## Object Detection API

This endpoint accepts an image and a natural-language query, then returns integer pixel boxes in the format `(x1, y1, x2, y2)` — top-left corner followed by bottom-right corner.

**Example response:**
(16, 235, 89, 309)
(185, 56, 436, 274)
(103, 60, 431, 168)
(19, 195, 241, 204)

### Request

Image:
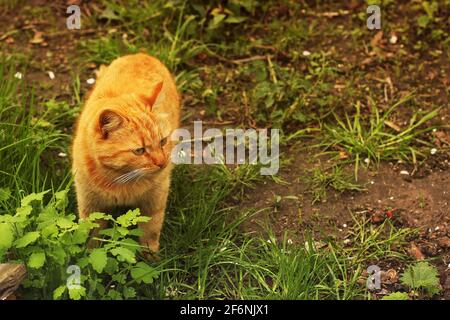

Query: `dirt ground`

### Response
(239, 144, 449, 298)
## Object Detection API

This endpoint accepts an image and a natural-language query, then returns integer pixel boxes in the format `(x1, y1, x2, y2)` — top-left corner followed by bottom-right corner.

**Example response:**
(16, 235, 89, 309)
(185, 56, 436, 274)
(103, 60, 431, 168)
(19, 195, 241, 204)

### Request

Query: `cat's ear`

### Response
(98, 110, 123, 139)
(141, 81, 163, 109)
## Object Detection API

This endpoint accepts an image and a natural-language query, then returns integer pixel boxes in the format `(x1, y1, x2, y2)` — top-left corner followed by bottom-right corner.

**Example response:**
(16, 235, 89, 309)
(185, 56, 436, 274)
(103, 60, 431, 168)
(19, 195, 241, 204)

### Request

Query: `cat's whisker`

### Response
(113, 169, 146, 184)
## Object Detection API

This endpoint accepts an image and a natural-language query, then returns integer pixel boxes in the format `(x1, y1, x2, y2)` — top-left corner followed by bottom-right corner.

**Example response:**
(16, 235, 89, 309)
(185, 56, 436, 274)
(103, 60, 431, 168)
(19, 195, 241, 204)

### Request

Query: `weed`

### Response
(318, 97, 439, 180)
(306, 165, 365, 204)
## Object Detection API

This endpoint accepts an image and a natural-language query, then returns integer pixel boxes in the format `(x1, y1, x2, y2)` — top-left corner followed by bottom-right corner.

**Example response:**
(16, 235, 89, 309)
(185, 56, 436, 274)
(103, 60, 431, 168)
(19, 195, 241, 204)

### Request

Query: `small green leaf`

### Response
(107, 289, 122, 300)
(68, 286, 86, 300)
(130, 262, 159, 284)
(20, 190, 49, 207)
(225, 15, 247, 24)
(128, 228, 144, 237)
(48, 246, 67, 265)
(401, 262, 440, 295)
(209, 13, 226, 29)
(56, 217, 75, 229)
(14, 231, 40, 248)
(53, 285, 66, 300)
(16, 205, 32, 217)
(77, 257, 90, 268)
(116, 208, 143, 227)
(0, 188, 11, 201)
(28, 251, 46, 269)
(71, 229, 89, 244)
(381, 292, 409, 300)
(0, 214, 13, 223)
(116, 226, 129, 236)
(104, 257, 119, 274)
(123, 287, 136, 299)
(0, 223, 14, 250)
(417, 15, 430, 28)
(41, 224, 59, 238)
(87, 212, 112, 221)
(110, 247, 136, 263)
(89, 249, 108, 273)
(100, 7, 121, 20)
(54, 190, 68, 210)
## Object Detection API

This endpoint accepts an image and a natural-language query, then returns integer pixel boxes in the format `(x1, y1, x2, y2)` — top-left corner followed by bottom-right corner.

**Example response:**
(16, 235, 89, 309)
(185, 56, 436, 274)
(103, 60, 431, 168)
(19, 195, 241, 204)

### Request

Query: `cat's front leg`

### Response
(138, 209, 165, 254)
(137, 176, 170, 255)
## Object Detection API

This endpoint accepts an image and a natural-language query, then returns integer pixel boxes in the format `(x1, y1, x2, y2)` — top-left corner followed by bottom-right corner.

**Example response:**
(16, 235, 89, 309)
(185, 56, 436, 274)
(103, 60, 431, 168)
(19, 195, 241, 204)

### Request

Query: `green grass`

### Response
(0, 60, 70, 210)
(317, 97, 439, 180)
(306, 165, 365, 204)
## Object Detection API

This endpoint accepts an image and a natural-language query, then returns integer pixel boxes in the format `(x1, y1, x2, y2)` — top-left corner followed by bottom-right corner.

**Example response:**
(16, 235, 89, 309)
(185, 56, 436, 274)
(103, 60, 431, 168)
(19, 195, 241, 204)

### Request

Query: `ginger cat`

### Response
(72, 53, 180, 254)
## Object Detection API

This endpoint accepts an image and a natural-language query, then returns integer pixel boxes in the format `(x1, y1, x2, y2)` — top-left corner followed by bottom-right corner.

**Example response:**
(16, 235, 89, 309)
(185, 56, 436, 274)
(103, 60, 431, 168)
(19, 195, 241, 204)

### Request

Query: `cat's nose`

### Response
(151, 154, 166, 169)
(157, 162, 167, 169)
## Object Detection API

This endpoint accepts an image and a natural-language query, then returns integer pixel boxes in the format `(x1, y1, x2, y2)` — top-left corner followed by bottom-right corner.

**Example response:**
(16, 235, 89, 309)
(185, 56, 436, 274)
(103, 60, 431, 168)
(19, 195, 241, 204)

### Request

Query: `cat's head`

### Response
(91, 82, 172, 181)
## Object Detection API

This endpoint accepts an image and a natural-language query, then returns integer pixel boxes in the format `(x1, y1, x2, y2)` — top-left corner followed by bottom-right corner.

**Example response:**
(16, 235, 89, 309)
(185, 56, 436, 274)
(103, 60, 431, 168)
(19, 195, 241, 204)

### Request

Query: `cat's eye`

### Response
(160, 137, 168, 147)
(133, 147, 145, 155)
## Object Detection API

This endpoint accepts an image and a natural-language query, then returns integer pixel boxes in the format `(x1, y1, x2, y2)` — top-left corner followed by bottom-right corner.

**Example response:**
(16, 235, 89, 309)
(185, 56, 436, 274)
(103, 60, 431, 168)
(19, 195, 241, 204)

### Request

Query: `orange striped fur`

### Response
(72, 53, 180, 253)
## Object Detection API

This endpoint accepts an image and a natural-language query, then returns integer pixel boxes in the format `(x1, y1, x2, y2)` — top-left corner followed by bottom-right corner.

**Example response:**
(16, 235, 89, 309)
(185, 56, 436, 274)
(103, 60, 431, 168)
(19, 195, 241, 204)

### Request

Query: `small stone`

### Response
(389, 35, 398, 44)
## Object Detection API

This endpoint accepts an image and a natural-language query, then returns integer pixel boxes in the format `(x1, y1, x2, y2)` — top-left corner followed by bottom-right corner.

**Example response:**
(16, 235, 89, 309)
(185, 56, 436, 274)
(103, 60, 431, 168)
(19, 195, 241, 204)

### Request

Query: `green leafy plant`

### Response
(0, 190, 159, 300)
(188, 0, 259, 40)
(381, 292, 409, 300)
(248, 57, 335, 129)
(400, 262, 441, 297)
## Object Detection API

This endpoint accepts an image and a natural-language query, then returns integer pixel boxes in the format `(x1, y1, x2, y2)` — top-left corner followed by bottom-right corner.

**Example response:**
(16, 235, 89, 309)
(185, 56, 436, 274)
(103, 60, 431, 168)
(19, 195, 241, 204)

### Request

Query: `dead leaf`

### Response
(30, 31, 44, 45)
(381, 269, 398, 284)
(371, 31, 383, 47)
(409, 242, 425, 260)
(384, 120, 401, 132)
(339, 150, 349, 160)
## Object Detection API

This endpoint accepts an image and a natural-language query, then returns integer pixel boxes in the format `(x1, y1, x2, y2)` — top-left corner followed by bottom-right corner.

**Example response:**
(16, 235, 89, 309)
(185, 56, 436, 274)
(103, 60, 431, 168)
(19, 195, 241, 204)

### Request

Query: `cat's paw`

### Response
(87, 238, 101, 249)
(141, 250, 161, 262)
